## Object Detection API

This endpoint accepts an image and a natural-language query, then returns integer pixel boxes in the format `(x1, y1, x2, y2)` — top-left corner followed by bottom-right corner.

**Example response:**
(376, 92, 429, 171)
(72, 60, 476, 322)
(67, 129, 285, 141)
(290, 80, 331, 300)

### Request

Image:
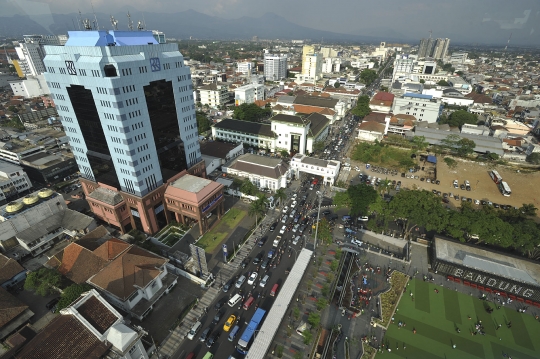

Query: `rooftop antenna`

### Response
(429, 30, 432, 38)
(77, 11, 82, 30)
(91, 1, 99, 30)
(127, 12, 133, 31)
(83, 18, 92, 30)
(137, 20, 144, 31)
(110, 16, 118, 30)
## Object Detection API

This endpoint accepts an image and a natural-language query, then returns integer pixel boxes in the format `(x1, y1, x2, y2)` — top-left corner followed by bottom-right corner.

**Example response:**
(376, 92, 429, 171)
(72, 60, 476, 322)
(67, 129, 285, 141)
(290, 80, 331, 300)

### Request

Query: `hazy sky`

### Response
(3, 0, 540, 45)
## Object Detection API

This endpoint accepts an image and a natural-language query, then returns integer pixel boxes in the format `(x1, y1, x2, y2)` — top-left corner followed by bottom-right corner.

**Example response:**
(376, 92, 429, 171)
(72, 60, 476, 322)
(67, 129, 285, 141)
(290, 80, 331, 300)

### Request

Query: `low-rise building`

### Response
(0, 287, 34, 341)
(234, 83, 265, 106)
(0, 161, 32, 205)
(14, 289, 152, 359)
(223, 154, 290, 191)
(199, 141, 244, 175)
(392, 93, 442, 123)
(369, 92, 394, 113)
(20, 151, 77, 185)
(357, 121, 386, 141)
(8, 75, 50, 99)
(198, 83, 229, 108)
(212, 112, 330, 155)
(290, 154, 340, 186)
(0, 188, 96, 257)
(0, 253, 26, 289)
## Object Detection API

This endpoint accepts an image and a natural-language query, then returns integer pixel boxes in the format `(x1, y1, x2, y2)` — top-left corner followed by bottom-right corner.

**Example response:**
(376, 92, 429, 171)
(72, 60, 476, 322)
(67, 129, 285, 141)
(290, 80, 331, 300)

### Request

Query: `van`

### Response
(228, 325, 240, 341)
(235, 275, 246, 288)
(243, 296, 255, 310)
(185, 353, 196, 359)
(260, 274, 270, 287)
(228, 294, 242, 307)
(270, 283, 279, 297)
(187, 321, 202, 340)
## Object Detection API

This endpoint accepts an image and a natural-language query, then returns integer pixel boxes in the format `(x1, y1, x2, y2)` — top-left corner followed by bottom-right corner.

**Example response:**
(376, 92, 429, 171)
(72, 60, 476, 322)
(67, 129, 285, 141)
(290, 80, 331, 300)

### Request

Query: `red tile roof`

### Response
(0, 254, 25, 285)
(373, 92, 395, 102)
(57, 243, 109, 284)
(15, 315, 110, 359)
(358, 121, 386, 133)
(76, 296, 118, 334)
(0, 287, 29, 328)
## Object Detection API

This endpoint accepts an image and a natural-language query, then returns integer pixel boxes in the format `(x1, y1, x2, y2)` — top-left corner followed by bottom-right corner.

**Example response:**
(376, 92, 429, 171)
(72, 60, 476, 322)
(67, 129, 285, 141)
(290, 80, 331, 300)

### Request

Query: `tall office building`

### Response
(432, 38, 450, 60)
(13, 35, 67, 78)
(264, 53, 287, 81)
(301, 45, 322, 80)
(417, 38, 435, 59)
(418, 37, 450, 60)
(43, 30, 224, 235)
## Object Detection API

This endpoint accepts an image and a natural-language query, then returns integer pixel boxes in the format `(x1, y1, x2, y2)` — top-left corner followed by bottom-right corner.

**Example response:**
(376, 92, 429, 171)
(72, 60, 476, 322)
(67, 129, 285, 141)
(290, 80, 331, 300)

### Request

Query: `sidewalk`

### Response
(155, 210, 280, 359)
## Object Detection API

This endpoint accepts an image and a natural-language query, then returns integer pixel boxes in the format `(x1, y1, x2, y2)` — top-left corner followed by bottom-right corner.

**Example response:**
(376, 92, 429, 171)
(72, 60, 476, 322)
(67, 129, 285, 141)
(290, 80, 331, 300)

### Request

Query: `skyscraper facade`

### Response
(264, 53, 287, 81)
(418, 38, 450, 60)
(43, 30, 224, 234)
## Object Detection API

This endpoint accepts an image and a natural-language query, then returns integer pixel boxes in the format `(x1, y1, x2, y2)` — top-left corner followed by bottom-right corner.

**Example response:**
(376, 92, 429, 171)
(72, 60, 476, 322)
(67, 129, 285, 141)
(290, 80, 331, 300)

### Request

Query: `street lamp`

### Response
(289, 246, 298, 261)
(313, 190, 324, 255)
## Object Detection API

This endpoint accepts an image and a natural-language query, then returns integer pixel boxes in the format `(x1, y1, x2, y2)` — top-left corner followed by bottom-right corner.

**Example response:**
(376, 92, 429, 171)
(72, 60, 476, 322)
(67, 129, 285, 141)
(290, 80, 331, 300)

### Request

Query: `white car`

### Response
(293, 236, 300, 245)
(247, 272, 258, 286)
(465, 180, 470, 187)
(474, 199, 480, 205)
(292, 224, 300, 232)
(351, 239, 363, 246)
(453, 180, 459, 188)
(279, 225, 286, 234)
(292, 193, 297, 199)
(358, 216, 369, 222)
(291, 201, 297, 208)
(282, 206, 289, 213)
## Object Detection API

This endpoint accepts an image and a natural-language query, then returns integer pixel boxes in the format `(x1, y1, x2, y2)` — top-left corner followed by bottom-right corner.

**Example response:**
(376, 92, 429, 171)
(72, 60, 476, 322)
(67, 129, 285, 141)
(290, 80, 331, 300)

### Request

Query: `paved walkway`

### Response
(155, 209, 281, 359)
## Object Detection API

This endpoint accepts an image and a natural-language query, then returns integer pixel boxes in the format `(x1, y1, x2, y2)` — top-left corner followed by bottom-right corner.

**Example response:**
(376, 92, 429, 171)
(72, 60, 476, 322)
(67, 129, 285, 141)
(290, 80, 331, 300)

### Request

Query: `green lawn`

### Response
(376, 278, 540, 359)
(197, 208, 247, 253)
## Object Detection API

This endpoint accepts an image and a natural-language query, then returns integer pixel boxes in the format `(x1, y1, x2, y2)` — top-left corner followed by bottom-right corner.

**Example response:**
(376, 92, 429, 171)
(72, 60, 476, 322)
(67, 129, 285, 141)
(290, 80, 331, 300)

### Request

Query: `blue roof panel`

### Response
(65, 30, 158, 47)
(404, 93, 433, 100)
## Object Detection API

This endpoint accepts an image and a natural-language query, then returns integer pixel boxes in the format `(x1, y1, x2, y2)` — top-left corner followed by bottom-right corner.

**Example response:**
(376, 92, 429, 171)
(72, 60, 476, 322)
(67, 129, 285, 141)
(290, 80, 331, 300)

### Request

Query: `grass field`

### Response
(376, 278, 540, 359)
(197, 208, 247, 253)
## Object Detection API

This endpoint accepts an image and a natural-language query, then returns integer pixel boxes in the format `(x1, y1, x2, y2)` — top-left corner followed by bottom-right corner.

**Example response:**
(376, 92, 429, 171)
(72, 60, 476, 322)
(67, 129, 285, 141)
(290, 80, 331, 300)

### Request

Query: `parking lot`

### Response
(346, 152, 540, 215)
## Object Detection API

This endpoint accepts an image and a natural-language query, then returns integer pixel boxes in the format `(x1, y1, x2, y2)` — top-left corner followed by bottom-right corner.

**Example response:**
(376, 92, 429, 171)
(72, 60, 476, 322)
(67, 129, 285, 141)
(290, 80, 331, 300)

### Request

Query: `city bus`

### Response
(490, 170, 503, 184)
(202, 353, 214, 359)
(499, 181, 511, 197)
(236, 308, 266, 354)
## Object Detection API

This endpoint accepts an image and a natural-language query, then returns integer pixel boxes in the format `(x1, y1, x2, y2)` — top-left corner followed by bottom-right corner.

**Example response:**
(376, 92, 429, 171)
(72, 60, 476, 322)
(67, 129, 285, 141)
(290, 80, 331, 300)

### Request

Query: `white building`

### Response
(302, 46, 323, 80)
(8, 74, 50, 98)
(14, 42, 46, 77)
(264, 53, 287, 81)
(321, 47, 338, 58)
(450, 52, 468, 64)
(290, 154, 340, 186)
(234, 83, 265, 106)
(212, 112, 330, 155)
(223, 154, 290, 191)
(0, 160, 32, 205)
(392, 93, 442, 123)
(322, 58, 344, 73)
(198, 83, 229, 108)
(16, 289, 151, 359)
(237, 62, 254, 74)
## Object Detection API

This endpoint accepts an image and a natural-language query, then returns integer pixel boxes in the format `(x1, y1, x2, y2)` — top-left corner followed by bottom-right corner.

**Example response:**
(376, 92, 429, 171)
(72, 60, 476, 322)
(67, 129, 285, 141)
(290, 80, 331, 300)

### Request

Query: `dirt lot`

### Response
(345, 152, 540, 217)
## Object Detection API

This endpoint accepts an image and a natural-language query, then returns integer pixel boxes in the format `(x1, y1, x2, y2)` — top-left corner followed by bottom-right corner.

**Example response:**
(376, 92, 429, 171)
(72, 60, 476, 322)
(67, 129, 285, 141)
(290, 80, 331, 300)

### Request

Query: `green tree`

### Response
(439, 110, 478, 128)
(410, 136, 429, 151)
(359, 69, 378, 86)
(334, 82, 340, 88)
(274, 188, 287, 207)
(302, 330, 313, 345)
(520, 204, 538, 217)
(437, 80, 449, 86)
(444, 157, 458, 169)
(293, 307, 300, 320)
(309, 311, 322, 326)
(333, 191, 350, 209)
(55, 283, 92, 312)
(313, 141, 325, 153)
(196, 111, 211, 133)
(377, 178, 392, 196)
(526, 152, 540, 165)
(346, 184, 378, 216)
(232, 103, 271, 122)
(315, 218, 333, 245)
(329, 259, 339, 272)
(248, 194, 268, 227)
(419, 79, 425, 84)
(280, 149, 289, 158)
(440, 134, 476, 157)
(24, 268, 62, 296)
(389, 190, 449, 239)
(240, 178, 257, 196)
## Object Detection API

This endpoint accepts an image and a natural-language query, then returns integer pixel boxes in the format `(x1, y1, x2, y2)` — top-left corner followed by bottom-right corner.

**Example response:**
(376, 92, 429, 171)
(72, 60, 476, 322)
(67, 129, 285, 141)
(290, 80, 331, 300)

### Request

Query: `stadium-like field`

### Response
(376, 278, 540, 358)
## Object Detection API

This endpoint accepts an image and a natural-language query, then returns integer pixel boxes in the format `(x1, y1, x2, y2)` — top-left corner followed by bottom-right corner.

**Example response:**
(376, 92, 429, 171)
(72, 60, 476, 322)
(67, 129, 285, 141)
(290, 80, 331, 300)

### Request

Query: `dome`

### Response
(37, 189, 54, 199)
(22, 195, 39, 206)
(5, 201, 24, 213)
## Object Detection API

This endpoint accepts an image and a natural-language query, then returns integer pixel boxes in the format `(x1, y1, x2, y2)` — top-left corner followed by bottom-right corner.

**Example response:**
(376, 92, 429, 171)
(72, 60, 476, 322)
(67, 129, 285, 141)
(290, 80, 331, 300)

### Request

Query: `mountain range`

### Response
(0, 9, 403, 44)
